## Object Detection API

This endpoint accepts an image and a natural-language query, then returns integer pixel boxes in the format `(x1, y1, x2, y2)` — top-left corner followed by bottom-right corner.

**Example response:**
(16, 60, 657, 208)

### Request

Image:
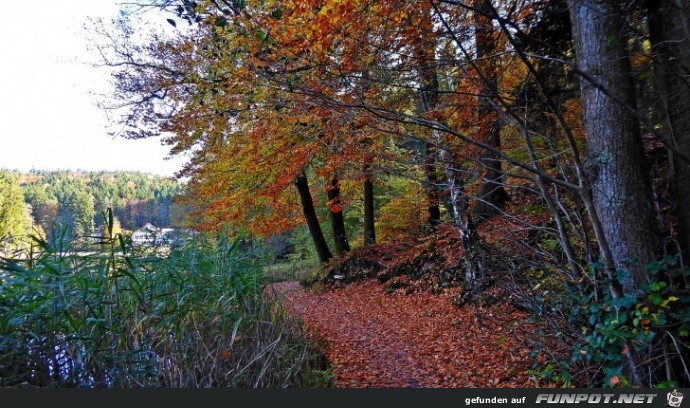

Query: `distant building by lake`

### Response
(131, 223, 195, 246)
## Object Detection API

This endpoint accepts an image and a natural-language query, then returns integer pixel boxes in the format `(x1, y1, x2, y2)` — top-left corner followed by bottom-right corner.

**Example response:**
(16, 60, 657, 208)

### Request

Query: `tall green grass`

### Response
(0, 218, 328, 387)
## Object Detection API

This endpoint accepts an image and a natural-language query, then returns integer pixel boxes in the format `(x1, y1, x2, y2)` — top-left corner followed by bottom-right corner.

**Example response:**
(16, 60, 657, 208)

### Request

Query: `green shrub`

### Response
(561, 256, 690, 387)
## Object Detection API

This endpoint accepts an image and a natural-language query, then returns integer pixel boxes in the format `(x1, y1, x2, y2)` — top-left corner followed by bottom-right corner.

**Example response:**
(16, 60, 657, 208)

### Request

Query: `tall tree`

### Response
(57, 187, 95, 238)
(568, 0, 660, 293)
(363, 166, 376, 246)
(0, 171, 32, 252)
(423, 143, 441, 226)
(647, 0, 690, 262)
(414, 10, 442, 228)
(417, 1, 490, 297)
(569, 0, 662, 386)
(471, 0, 509, 221)
(327, 176, 350, 255)
(295, 172, 333, 263)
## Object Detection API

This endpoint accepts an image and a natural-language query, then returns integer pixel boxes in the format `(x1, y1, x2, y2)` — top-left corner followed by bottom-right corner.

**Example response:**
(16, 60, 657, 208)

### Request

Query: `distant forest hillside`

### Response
(16, 170, 187, 237)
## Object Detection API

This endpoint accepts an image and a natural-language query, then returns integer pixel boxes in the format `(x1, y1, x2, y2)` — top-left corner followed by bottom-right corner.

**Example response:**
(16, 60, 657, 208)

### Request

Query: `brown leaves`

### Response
(269, 279, 543, 388)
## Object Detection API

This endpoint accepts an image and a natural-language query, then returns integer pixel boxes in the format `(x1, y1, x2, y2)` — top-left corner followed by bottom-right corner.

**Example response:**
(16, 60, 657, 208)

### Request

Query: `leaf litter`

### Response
(268, 279, 553, 388)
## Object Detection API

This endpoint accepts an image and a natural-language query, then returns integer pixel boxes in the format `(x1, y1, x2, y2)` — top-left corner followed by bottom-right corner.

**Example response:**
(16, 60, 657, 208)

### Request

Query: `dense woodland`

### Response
(1, 0, 690, 388)
(0, 170, 186, 247)
(93, 0, 690, 388)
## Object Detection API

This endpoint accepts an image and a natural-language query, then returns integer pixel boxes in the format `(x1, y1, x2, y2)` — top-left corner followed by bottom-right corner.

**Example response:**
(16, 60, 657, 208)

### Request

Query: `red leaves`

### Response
(270, 279, 543, 388)
(609, 375, 621, 387)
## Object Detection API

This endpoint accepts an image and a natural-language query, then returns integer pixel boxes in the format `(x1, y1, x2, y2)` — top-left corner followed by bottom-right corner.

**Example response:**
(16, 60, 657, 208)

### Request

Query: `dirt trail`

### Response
(268, 280, 547, 388)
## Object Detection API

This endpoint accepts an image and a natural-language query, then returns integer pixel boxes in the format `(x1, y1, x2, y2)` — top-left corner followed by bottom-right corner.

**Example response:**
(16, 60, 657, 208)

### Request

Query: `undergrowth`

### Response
(0, 213, 329, 388)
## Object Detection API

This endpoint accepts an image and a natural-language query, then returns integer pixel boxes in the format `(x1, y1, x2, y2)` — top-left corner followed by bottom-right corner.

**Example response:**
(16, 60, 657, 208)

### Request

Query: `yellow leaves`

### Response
(317, 0, 359, 16)
(500, 56, 529, 95)
(297, 0, 365, 44)
(141, 0, 563, 243)
(376, 174, 426, 242)
(317, 4, 330, 16)
(661, 296, 679, 308)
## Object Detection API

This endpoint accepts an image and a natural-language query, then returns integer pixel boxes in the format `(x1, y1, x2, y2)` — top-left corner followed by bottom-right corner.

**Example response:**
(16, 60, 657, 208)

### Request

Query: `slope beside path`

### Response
(268, 280, 550, 388)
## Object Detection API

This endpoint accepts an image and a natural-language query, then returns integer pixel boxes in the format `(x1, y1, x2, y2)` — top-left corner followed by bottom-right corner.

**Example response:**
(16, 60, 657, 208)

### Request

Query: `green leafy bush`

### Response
(564, 256, 690, 387)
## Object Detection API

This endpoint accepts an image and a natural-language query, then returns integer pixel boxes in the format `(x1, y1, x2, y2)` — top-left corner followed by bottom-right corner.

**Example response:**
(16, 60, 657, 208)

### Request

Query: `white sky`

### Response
(0, 1, 186, 177)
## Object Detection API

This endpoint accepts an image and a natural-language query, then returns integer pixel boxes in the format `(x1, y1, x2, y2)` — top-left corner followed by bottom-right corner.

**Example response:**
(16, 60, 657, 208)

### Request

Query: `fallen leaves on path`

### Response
(268, 280, 551, 388)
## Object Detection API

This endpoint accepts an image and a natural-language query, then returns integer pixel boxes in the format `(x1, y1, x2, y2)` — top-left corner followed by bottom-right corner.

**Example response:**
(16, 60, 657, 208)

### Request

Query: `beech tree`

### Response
(470, 0, 509, 221)
(295, 172, 333, 263)
(99, 0, 690, 386)
(327, 176, 350, 254)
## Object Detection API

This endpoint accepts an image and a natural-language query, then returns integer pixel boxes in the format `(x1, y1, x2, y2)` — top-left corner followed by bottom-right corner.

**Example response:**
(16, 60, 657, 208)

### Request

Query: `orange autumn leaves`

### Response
(175, 0, 427, 234)
(124, 0, 579, 237)
(270, 280, 547, 387)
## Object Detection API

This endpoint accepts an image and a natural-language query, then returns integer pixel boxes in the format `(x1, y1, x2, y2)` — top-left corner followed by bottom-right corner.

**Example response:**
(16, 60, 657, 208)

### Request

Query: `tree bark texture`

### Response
(327, 176, 351, 255)
(417, 1, 487, 296)
(414, 3, 442, 227)
(424, 144, 442, 226)
(363, 167, 376, 246)
(294, 172, 333, 263)
(472, 0, 509, 221)
(647, 0, 690, 262)
(568, 0, 660, 294)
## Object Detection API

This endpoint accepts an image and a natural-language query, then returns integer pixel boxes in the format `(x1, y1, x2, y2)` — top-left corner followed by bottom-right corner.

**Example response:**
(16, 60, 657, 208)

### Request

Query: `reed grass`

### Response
(0, 214, 329, 387)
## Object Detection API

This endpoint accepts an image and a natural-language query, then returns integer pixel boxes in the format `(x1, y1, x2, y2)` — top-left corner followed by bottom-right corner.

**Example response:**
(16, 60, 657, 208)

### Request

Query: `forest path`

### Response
(267, 280, 544, 388)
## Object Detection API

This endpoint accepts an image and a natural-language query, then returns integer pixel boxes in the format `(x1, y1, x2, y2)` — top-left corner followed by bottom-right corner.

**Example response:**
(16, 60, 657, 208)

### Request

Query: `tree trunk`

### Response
(413, 5, 442, 228)
(569, 0, 660, 292)
(363, 167, 376, 246)
(294, 172, 332, 263)
(439, 148, 487, 299)
(327, 176, 350, 255)
(472, 0, 509, 222)
(647, 0, 690, 263)
(424, 142, 441, 226)
(416, 0, 488, 298)
(569, 0, 662, 387)
(418, 64, 441, 227)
